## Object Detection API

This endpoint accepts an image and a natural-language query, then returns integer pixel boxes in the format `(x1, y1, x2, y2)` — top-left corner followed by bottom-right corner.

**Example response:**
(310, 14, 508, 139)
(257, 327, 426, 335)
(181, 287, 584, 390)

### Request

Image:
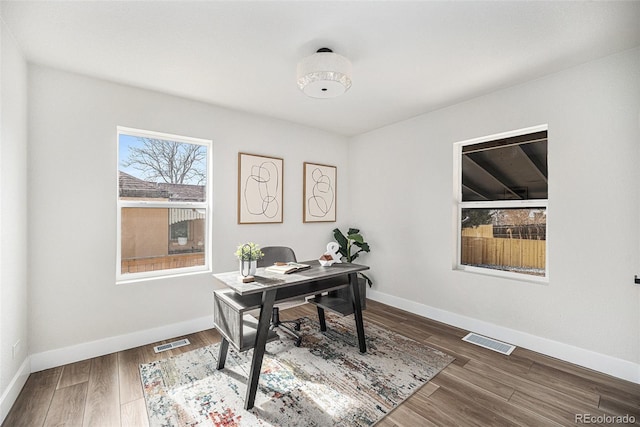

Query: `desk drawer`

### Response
(213, 290, 277, 352)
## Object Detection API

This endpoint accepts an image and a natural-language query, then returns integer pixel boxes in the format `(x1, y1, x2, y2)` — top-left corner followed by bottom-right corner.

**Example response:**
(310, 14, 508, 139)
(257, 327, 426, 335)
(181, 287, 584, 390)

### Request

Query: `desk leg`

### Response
(315, 294, 327, 332)
(244, 289, 276, 410)
(317, 307, 327, 331)
(349, 273, 367, 353)
(216, 337, 229, 370)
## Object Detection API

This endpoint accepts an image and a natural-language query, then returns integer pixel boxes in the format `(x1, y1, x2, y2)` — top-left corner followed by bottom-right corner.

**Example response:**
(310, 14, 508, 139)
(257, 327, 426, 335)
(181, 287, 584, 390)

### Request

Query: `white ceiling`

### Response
(2, 1, 640, 136)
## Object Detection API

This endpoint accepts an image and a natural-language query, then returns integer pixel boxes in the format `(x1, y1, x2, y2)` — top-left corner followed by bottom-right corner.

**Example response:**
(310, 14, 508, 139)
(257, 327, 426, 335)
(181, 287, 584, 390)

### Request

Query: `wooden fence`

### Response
(461, 236, 545, 269)
(121, 252, 205, 274)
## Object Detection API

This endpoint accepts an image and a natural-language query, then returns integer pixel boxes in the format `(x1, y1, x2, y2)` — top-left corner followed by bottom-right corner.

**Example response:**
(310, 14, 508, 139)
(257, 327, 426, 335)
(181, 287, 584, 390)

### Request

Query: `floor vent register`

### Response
(153, 338, 191, 353)
(462, 333, 516, 355)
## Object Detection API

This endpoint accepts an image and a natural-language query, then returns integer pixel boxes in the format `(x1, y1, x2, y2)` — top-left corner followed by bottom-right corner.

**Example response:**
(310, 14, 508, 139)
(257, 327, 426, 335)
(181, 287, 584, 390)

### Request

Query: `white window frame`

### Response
(116, 126, 213, 284)
(452, 124, 549, 283)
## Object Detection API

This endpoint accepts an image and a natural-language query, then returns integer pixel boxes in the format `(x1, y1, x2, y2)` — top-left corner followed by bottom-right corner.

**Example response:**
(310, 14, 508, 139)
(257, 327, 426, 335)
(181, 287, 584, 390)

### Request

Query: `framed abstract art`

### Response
(238, 152, 283, 224)
(303, 162, 336, 223)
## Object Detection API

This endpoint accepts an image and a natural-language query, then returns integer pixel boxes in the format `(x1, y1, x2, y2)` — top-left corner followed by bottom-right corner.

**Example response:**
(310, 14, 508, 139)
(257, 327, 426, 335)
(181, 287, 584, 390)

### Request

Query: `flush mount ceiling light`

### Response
(297, 48, 352, 99)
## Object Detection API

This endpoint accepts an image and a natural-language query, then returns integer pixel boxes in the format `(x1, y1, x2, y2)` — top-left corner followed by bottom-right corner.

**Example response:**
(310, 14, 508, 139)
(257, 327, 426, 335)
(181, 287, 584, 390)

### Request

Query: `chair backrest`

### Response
(258, 246, 297, 267)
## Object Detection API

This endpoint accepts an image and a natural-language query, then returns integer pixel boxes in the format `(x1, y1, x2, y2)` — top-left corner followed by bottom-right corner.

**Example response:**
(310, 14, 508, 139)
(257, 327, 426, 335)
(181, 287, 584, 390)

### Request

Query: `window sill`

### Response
(116, 267, 212, 285)
(453, 265, 549, 285)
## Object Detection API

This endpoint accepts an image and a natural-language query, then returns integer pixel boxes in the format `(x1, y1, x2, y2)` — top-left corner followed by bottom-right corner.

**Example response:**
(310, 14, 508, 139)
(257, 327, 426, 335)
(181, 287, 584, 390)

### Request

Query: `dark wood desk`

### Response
(212, 261, 369, 410)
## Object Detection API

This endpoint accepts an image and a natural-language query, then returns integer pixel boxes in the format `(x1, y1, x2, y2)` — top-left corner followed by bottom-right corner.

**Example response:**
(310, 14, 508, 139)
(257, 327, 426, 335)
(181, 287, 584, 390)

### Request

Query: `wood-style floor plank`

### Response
(508, 390, 592, 426)
(402, 390, 469, 426)
(426, 333, 534, 376)
(198, 328, 222, 346)
(517, 345, 640, 397)
(599, 395, 640, 420)
(118, 346, 146, 405)
(432, 370, 559, 427)
(43, 382, 87, 427)
(57, 359, 91, 390)
(442, 362, 515, 400)
(2, 367, 62, 427)
(464, 359, 604, 412)
(524, 361, 602, 407)
(3, 300, 639, 427)
(121, 397, 150, 427)
(83, 353, 120, 427)
(529, 359, 640, 408)
(380, 404, 439, 427)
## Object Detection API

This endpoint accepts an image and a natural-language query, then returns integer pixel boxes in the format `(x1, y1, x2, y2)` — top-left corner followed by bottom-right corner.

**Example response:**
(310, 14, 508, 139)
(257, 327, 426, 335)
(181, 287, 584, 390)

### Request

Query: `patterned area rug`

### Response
(140, 314, 454, 426)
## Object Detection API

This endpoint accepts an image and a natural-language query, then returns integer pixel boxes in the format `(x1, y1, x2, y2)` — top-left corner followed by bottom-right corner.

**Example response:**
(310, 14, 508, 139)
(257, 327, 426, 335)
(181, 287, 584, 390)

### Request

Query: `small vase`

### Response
(239, 259, 257, 276)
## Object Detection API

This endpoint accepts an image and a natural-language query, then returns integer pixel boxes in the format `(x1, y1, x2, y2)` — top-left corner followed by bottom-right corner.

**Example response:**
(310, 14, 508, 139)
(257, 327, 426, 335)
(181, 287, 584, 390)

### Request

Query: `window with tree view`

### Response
(455, 126, 548, 279)
(117, 127, 211, 282)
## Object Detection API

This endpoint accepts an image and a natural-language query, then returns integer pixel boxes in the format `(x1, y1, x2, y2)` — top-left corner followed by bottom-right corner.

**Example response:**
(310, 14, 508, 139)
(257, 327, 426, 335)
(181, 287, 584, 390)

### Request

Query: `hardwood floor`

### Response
(3, 300, 639, 426)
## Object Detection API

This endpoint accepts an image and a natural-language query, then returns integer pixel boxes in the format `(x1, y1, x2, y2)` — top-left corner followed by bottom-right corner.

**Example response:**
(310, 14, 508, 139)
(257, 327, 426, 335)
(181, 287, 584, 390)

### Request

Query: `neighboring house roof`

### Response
(119, 171, 170, 199)
(159, 181, 205, 202)
(119, 171, 205, 202)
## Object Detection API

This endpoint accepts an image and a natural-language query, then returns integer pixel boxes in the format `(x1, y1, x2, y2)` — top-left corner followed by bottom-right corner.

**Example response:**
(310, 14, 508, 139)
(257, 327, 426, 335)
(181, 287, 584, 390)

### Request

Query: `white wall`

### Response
(0, 18, 30, 421)
(15, 41, 640, 392)
(27, 65, 350, 366)
(350, 48, 640, 381)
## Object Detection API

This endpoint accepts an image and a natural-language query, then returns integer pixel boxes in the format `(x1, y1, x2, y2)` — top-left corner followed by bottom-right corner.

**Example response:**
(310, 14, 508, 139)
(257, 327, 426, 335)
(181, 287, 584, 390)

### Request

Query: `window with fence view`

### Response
(117, 127, 211, 282)
(455, 126, 548, 278)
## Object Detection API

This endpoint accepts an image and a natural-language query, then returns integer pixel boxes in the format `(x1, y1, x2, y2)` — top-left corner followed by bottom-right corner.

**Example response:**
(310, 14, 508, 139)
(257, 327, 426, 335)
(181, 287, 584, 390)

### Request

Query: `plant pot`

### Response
(329, 276, 367, 310)
(239, 259, 257, 276)
(178, 237, 187, 246)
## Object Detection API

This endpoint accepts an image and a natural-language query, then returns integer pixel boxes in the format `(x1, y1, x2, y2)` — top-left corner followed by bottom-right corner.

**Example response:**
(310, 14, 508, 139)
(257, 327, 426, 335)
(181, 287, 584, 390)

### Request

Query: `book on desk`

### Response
(264, 262, 312, 274)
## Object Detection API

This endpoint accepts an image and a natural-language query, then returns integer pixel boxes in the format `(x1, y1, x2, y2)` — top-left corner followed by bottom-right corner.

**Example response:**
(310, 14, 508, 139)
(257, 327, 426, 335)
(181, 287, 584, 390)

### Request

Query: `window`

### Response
(454, 125, 548, 280)
(117, 127, 211, 283)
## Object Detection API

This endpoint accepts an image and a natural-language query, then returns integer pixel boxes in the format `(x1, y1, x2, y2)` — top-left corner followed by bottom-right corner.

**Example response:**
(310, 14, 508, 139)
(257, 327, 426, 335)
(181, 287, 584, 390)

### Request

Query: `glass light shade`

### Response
(297, 51, 352, 99)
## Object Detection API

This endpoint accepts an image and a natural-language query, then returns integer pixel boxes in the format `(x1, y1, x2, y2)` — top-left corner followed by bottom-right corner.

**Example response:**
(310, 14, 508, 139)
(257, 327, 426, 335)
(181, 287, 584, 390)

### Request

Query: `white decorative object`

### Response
(297, 48, 352, 99)
(326, 242, 342, 262)
(239, 259, 257, 276)
(319, 241, 343, 266)
(178, 237, 188, 246)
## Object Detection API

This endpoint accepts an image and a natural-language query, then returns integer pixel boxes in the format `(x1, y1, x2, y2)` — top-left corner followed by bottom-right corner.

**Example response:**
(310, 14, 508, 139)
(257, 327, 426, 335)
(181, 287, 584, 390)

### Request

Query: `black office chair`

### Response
(258, 246, 302, 346)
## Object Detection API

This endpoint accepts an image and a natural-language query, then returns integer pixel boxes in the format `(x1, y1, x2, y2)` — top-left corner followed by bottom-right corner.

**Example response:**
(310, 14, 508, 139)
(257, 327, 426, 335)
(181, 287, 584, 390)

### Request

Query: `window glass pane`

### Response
(461, 208, 546, 277)
(462, 133, 547, 201)
(120, 207, 205, 275)
(118, 134, 207, 201)
(170, 221, 189, 240)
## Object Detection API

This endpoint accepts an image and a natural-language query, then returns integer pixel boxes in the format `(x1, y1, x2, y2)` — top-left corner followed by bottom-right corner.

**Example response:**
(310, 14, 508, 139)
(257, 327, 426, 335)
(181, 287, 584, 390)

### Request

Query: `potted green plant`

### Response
(333, 228, 373, 287)
(331, 228, 372, 310)
(235, 242, 264, 276)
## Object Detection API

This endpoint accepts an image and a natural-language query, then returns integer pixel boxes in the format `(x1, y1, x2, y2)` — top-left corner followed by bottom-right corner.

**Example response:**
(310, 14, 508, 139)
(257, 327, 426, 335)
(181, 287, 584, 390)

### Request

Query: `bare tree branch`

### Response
(122, 138, 206, 184)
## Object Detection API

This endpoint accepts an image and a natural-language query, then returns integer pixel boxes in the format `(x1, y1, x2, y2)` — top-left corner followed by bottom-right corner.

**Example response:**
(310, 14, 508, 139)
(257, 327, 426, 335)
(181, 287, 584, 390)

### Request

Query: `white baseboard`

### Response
(20, 292, 640, 389)
(367, 289, 640, 384)
(1, 356, 31, 424)
(30, 316, 212, 373)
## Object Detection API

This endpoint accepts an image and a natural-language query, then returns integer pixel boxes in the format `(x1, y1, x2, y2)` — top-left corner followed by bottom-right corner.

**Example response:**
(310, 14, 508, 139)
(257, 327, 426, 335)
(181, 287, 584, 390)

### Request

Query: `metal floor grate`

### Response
(153, 338, 190, 353)
(462, 333, 516, 355)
